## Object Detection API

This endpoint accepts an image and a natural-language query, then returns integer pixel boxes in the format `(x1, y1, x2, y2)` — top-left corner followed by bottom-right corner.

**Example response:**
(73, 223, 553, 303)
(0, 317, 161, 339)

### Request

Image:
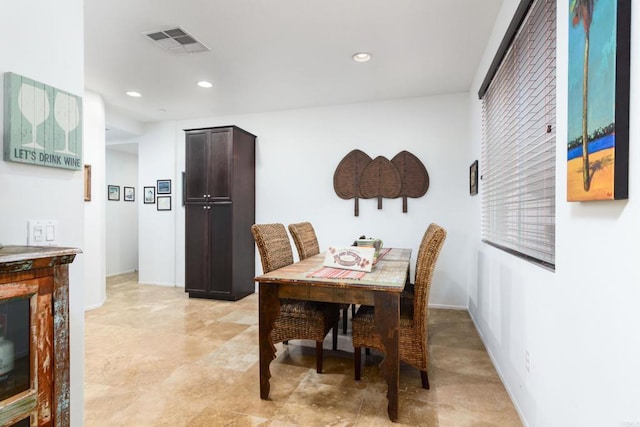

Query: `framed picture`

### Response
(84, 164, 91, 201)
(157, 179, 171, 194)
(108, 185, 120, 201)
(124, 186, 135, 202)
(157, 196, 171, 211)
(469, 160, 478, 196)
(144, 186, 155, 204)
(567, 0, 630, 201)
(3, 72, 83, 171)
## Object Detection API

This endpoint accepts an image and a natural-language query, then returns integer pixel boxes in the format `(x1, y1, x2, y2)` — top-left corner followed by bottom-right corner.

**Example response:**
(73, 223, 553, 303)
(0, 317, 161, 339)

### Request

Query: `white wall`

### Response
(105, 149, 139, 276)
(468, 1, 640, 425)
(105, 104, 144, 137)
(137, 121, 179, 286)
(83, 91, 107, 309)
(139, 95, 473, 307)
(0, 1, 85, 425)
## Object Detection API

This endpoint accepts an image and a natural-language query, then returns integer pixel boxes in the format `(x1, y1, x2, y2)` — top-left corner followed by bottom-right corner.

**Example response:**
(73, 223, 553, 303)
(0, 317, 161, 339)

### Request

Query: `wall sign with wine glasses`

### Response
(3, 72, 83, 170)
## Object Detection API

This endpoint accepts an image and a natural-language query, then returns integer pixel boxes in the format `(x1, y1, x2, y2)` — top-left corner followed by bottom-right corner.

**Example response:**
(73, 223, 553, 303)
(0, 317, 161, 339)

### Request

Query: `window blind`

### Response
(480, 0, 556, 269)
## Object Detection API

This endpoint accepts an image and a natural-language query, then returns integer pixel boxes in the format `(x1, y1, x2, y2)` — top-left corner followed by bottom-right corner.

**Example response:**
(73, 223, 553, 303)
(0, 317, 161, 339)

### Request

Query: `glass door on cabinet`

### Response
(0, 296, 30, 402)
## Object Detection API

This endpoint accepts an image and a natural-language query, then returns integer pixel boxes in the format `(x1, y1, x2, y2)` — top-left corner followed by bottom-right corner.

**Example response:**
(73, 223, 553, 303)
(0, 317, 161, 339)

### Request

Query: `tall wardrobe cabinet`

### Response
(184, 126, 256, 300)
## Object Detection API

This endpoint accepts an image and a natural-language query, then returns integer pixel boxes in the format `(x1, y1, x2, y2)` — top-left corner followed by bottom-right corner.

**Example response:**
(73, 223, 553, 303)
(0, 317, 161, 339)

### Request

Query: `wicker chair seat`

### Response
(272, 299, 340, 344)
(351, 303, 425, 371)
(280, 298, 327, 316)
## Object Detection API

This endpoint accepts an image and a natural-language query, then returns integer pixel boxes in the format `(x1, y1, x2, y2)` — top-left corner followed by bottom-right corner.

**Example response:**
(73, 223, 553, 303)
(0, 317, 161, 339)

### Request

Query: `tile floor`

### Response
(84, 273, 522, 426)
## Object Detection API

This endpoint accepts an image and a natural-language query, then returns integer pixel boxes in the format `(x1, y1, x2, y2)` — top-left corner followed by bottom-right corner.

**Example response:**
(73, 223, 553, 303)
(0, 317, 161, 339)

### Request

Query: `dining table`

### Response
(254, 247, 411, 422)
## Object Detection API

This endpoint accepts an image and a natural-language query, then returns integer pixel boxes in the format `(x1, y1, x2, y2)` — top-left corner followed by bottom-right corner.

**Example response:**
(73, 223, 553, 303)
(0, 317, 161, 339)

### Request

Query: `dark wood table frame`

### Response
(254, 248, 411, 422)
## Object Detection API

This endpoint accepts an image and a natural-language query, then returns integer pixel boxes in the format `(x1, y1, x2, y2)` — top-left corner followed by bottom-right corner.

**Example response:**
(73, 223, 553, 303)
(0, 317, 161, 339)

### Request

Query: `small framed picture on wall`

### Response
(144, 186, 155, 204)
(157, 179, 171, 194)
(84, 164, 92, 202)
(470, 160, 478, 196)
(124, 187, 135, 201)
(157, 196, 171, 211)
(108, 185, 120, 201)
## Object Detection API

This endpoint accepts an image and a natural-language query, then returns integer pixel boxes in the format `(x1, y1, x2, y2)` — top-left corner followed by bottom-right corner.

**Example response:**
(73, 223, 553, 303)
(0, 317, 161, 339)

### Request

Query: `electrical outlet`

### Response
(525, 350, 531, 373)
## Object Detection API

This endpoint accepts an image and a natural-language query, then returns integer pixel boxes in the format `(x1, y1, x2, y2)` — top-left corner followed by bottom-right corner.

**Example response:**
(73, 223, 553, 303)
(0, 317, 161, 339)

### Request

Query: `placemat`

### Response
(306, 267, 367, 280)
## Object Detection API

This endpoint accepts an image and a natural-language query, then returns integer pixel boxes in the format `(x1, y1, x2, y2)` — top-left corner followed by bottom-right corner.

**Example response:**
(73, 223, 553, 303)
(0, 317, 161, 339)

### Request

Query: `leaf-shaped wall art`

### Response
(359, 156, 402, 209)
(333, 149, 372, 216)
(391, 151, 429, 212)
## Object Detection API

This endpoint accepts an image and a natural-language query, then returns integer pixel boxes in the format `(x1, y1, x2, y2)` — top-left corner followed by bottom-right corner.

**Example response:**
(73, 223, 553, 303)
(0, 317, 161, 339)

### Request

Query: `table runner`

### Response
(306, 266, 367, 279)
(377, 248, 391, 260)
(306, 248, 392, 280)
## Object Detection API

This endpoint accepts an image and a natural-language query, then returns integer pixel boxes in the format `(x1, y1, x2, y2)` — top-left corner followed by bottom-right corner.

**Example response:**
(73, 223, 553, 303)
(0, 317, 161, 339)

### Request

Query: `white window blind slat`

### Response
(480, 0, 556, 269)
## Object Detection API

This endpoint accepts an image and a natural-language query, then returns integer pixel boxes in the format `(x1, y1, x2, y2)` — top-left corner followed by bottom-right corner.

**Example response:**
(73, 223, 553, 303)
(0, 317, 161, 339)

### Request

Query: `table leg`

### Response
(374, 292, 400, 422)
(259, 283, 280, 399)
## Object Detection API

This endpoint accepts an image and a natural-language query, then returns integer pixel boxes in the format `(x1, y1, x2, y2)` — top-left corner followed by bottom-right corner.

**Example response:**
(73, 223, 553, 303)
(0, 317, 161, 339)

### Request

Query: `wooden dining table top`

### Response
(254, 247, 411, 291)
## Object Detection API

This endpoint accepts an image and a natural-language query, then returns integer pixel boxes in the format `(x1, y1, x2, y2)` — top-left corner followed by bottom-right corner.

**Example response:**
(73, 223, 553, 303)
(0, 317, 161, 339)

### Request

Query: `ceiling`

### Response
(85, 0, 503, 128)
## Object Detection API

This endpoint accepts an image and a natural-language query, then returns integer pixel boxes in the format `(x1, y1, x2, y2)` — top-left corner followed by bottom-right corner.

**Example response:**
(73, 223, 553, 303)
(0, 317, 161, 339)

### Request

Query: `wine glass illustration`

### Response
(54, 92, 80, 155)
(18, 83, 50, 149)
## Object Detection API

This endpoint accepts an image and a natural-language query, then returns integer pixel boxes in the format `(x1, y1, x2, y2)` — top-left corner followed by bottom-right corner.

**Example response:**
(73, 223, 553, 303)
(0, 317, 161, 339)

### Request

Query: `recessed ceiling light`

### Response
(352, 52, 372, 62)
(126, 91, 142, 98)
(197, 80, 213, 88)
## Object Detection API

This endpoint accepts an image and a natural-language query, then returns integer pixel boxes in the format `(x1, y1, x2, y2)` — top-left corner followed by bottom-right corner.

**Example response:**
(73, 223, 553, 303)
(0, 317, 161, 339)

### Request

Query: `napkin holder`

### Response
(355, 238, 383, 257)
(323, 246, 376, 272)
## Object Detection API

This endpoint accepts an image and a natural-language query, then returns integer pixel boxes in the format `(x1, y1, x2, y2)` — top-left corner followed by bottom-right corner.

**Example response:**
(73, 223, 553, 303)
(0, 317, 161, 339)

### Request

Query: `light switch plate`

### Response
(27, 220, 58, 246)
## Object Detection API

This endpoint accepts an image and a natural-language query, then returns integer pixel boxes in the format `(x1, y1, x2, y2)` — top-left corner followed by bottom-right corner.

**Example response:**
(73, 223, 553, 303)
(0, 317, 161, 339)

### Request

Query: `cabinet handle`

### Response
(203, 206, 207, 210)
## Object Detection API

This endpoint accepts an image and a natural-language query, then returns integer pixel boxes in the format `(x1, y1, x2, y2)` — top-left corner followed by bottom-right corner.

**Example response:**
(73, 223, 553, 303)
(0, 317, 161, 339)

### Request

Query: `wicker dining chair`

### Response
(288, 221, 352, 334)
(251, 223, 340, 374)
(352, 223, 447, 389)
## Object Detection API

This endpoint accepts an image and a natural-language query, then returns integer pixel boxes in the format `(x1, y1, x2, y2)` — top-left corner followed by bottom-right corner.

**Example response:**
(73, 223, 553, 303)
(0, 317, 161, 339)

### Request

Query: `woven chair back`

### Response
(288, 222, 320, 260)
(251, 223, 294, 274)
(413, 223, 447, 334)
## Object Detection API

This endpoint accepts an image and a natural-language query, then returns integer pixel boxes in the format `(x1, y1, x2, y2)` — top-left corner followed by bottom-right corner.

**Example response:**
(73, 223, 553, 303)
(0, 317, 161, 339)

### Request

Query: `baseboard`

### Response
(137, 281, 184, 288)
(468, 312, 529, 427)
(428, 303, 467, 310)
(106, 269, 137, 278)
(84, 297, 106, 311)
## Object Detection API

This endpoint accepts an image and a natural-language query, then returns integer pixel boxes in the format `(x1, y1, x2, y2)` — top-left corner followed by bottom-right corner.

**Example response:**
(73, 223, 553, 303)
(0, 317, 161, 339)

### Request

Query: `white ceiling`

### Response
(85, 0, 503, 126)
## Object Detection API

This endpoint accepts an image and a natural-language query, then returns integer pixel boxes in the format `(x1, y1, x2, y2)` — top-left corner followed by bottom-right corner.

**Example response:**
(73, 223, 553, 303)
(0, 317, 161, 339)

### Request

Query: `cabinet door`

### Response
(208, 202, 233, 296)
(207, 130, 232, 200)
(185, 204, 209, 295)
(185, 131, 209, 203)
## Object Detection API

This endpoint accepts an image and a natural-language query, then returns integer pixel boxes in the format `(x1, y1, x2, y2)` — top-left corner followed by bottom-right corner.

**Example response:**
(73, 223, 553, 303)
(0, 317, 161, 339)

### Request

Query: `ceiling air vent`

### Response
(143, 27, 210, 55)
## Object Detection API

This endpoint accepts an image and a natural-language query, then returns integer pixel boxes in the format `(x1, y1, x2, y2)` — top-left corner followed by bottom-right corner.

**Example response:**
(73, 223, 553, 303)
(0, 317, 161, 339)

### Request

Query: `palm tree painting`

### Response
(570, 0, 594, 192)
(567, 0, 630, 201)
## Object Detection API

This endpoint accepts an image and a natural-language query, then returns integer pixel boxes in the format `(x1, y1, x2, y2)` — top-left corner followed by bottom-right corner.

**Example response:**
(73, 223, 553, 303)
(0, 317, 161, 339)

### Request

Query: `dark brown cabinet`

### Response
(184, 126, 256, 300)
